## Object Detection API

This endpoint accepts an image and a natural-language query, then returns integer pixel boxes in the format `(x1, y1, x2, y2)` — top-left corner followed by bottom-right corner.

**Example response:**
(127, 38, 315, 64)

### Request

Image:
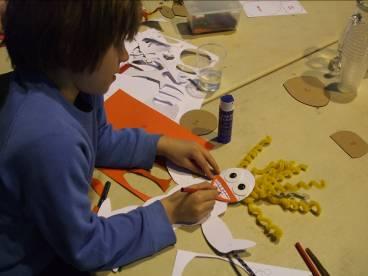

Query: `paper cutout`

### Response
(160, 6, 175, 19)
(166, 161, 206, 185)
(97, 166, 257, 271)
(201, 215, 256, 253)
(240, 0, 307, 18)
(200, 169, 256, 253)
(168, 166, 256, 253)
(104, 90, 213, 149)
(330, 130, 368, 158)
(98, 198, 139, 218)
(179, 109, 218, 136)
(99, 166, 256, 254)
(91, 178, 104, 196)
(99, 168, 171, 202)
(173, 250, 311, 276)
(105, 29, 218, 122)
(99, 90, 212, 200)
(104, 73, 157, 102)
(172, 2, 188, 17)
(213, 168, 255, 203)
(284, 76, 330, 107)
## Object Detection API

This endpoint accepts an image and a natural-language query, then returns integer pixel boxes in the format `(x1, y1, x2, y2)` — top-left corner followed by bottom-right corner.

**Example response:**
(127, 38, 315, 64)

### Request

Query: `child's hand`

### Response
(156, 136, 220, 179)
(160, 182, 218, 224)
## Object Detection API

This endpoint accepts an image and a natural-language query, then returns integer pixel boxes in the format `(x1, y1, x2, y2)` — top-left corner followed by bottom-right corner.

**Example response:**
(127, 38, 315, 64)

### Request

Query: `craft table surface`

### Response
(0, 1, 364, 276)
(141, 1, 355, 104)
(0, 1, 355, 100)
(93, 43, 368, 276)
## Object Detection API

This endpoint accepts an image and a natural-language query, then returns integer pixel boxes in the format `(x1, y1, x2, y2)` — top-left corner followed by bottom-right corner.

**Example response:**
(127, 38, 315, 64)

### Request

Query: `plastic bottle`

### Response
(338, 0, 368, 93)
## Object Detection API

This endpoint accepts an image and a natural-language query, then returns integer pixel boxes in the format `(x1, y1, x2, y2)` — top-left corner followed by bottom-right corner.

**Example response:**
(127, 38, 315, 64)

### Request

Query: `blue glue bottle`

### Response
(217, 95, 234, 144)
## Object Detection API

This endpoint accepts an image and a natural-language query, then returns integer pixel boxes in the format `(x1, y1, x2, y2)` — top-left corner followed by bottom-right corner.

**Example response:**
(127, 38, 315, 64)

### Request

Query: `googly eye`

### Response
(230, 172, 237, 178)
(232, 183, 249, 196)
(238, 183, 246, 190)
(224, 171, 239, 183)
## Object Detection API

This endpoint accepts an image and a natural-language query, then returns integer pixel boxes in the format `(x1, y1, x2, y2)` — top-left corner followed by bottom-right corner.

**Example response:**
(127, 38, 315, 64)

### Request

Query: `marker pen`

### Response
(217, 95, 234, 144)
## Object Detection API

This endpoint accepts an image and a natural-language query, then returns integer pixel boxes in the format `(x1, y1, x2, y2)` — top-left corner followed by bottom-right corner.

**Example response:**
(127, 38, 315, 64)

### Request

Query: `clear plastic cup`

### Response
(196, 43, 226, 92)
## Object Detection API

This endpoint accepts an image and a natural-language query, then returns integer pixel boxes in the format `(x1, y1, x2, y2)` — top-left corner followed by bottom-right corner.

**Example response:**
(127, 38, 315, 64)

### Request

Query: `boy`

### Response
(0, 1, 220, 275)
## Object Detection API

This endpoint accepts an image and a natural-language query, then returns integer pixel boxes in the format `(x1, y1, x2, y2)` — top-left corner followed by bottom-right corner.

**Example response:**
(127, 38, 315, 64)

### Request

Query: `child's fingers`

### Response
(200, 148, 221, 175)
(191, 152, 215, 179)
(199, 200, 217, 213)
(189, 188, 218, 202)
(189, 182, 216, 190)
(179, 159, 207, 178)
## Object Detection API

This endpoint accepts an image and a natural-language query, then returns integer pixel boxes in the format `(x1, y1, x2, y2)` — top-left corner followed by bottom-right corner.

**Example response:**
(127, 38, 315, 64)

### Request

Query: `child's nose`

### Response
(119, 46, 129, 63)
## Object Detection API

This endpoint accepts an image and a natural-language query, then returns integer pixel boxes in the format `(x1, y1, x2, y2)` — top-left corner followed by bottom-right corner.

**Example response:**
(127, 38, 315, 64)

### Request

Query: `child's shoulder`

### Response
(0, 73, 87, 151)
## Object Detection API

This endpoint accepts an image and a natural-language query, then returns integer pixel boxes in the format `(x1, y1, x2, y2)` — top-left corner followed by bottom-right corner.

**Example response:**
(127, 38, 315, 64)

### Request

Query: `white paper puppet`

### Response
(98, 166, 257, 255)
(167, 165, 257, 254)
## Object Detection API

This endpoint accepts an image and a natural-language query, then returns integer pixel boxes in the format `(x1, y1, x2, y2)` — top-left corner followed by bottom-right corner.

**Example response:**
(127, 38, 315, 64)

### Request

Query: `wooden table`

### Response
(144, 1, 356, 104)
(0, 1, 356, 102)
(92, 2, 367, 276)
(0, 1, 364, 275)
(95, 41, 368, 276)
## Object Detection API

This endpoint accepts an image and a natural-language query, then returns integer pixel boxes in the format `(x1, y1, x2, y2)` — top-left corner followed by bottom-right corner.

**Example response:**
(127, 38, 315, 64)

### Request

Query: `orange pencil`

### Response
(295, 242, 321, 276)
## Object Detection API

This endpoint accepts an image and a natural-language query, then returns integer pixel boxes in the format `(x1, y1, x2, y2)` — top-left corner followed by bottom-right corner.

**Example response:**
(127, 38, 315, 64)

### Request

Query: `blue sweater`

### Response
(0, 72, 176, 275)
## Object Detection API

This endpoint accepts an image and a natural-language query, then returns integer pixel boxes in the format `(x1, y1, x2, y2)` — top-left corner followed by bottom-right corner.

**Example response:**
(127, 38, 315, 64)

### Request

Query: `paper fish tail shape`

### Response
(201, 215, 256, 254)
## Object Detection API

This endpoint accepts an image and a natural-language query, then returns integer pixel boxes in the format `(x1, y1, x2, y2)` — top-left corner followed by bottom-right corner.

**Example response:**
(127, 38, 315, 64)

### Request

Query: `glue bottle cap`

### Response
(220, 95, 234, 112)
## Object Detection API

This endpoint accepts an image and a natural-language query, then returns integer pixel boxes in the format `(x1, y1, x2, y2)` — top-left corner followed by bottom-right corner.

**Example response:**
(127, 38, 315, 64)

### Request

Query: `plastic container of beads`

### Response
(184, 1, 242, 34)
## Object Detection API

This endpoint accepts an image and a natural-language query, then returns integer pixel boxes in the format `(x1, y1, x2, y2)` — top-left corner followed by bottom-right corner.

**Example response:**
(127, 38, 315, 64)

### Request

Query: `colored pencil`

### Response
(295, 242, 321, 276)
(306, 248, 330, 276)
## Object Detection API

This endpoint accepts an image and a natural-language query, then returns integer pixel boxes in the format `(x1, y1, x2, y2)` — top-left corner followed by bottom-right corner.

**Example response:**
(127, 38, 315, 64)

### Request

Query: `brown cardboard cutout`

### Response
(180, 110, 217, 136)
(172, 3, 188, 17)
(284, 76, 330, 107)
(160, 6, 175, 19)
(330, 131, 368, 158)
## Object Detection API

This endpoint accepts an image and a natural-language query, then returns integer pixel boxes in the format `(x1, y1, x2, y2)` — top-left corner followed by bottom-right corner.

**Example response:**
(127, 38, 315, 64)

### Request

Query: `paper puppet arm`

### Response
(201, 215, 256, 254)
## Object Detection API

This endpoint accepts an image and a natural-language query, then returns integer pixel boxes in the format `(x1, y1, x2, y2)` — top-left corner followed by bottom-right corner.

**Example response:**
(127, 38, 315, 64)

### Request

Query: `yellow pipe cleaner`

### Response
(239, 136, 325, 242)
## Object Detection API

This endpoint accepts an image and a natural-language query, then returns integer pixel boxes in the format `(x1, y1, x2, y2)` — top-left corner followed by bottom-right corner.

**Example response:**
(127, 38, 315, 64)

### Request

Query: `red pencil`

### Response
(181, 186, 231, 203)
(180, 187, 204, 193)
(295, 242, 321, 276)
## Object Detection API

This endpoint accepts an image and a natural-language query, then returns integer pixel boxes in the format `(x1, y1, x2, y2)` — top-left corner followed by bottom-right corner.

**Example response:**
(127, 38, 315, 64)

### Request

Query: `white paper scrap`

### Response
(240, 0, 307, 17)
(173, 250, 312, 276)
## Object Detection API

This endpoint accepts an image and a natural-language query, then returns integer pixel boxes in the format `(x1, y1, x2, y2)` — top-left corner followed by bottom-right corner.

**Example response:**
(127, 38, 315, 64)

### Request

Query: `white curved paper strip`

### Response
(201, 215, 256, 254)
(97, 198, 139, 218)
(167, 161, 207, 187)
(172, 250, 311, 276)
(106, 28, 209, 123)
(97, 198, 113, 218)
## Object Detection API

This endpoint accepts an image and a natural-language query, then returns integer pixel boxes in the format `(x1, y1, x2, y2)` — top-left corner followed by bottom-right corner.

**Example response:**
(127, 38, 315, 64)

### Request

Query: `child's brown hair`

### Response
(2, 0, 141, 73)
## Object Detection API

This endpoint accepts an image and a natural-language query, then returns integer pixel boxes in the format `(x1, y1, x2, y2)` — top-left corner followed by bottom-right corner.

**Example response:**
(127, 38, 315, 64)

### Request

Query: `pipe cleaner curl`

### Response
(239, 136, 325, 242)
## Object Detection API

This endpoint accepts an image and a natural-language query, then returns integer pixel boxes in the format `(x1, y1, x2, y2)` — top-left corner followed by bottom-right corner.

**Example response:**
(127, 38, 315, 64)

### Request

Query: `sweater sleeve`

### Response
(19, 134, 176, 271)
(95, 96, 161, 169)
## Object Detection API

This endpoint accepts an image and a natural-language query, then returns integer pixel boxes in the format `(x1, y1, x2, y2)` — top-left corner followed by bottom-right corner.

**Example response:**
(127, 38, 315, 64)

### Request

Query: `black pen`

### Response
(94, 181, 111, 213)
